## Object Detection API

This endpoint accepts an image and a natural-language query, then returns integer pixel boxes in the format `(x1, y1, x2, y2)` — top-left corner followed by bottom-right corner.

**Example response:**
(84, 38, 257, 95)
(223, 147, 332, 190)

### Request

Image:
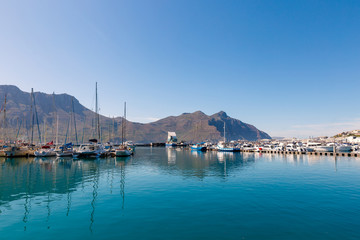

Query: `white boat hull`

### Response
(336, 146, 352, 152)
(314, 146, 334, 152)
(115, 149, 132, 157)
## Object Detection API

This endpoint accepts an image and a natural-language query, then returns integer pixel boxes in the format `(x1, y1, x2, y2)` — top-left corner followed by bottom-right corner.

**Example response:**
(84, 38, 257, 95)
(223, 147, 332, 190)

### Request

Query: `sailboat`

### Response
(0, 94, 9, 157)
(74, 82, 106, 158)
(113, 102, 132, 157)
(55, 142, 74, 157)
(216, 121, 240, 152)
(190, 122, 207, 151)
(5, 89, 38, 157)
(34, 141, 56, 157)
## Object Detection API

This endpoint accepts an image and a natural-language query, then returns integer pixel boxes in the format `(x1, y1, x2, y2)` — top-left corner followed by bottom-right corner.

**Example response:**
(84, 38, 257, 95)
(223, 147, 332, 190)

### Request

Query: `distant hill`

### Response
(0, 85, 271, 143)
(334, 129, 360, 138)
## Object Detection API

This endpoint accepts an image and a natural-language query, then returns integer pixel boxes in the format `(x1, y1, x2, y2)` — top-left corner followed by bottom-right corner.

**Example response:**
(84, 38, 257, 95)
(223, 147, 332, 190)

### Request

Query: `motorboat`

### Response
(55, 143, 74, 157)
(34, 142, 56, 157)
(307, 142, 333, 152)
(190, 142, 207, 151)
(217, 141, 240, 152)
(5, 145, 35, 157)
(112, 145, 132, 157)
(73, 139, 106, 158)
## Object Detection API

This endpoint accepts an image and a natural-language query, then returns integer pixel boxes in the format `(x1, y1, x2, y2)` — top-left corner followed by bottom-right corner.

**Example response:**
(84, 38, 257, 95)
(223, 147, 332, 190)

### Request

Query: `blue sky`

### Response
(0, 0, 359, 138)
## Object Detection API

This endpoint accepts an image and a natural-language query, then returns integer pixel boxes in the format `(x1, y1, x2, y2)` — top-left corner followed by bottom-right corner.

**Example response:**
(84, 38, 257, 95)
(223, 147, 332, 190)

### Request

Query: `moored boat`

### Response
(55, 142, 74, 157)
(113, 145, 132, 157)
(190, 142, 207, 151)
(5, 145, 34, 157)
(34, 141, 56, 157)
(73, 139, 105, 158)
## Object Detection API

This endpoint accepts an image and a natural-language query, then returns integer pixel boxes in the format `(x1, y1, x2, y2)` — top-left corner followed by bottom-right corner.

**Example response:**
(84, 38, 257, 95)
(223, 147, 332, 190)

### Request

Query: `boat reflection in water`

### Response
(1, 147, 357, 240)
(0, 156, 131, 234)
(166, 147, 176, 165)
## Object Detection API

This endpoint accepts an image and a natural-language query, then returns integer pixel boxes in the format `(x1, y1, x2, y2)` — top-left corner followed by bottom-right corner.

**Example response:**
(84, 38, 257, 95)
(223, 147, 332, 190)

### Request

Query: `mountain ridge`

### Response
(0, 85, 271, 143)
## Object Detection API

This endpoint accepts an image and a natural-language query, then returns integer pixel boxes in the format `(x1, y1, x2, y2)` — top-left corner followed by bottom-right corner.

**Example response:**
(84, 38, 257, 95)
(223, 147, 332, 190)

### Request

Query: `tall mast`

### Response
(30, 88, 34, 145)
(81, 115, 86, 144)
(124, 102, 126, 143)
(223, 121, 226, 143)
(52, 92, 57, 144)
(32, 90, 42, 144)
(71, 97, 78, 144)
(3, 94, 7, 142)
(56, 115, 59, 145)
(43, 119, 46, 143)
(95, 82, 100, 141)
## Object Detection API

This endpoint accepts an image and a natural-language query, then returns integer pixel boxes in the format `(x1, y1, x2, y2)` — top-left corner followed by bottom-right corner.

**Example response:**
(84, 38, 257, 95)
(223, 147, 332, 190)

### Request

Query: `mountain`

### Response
(0, 85, 271, 143)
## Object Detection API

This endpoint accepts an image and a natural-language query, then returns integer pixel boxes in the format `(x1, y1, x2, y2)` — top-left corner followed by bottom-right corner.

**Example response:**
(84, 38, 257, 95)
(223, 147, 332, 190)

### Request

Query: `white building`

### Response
(345, 136, 360, 143)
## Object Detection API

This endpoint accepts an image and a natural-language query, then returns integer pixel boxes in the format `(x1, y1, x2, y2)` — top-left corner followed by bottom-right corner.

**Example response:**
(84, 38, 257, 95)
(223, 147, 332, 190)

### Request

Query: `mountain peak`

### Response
(212, 111, 228, 119)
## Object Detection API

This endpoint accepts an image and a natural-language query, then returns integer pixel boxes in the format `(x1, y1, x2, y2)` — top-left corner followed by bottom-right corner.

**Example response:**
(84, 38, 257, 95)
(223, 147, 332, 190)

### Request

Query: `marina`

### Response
(1, 147, 360, 239)
(1, 1, 359, 239)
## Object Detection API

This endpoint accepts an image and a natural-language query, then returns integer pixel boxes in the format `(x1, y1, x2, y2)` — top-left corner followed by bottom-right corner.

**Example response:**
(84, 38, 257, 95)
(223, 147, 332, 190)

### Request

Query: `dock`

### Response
(240, 150, 360, 158)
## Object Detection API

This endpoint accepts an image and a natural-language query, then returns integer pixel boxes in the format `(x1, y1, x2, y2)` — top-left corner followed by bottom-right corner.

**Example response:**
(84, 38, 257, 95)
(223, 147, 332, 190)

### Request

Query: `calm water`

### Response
(0, 147, 359, 240)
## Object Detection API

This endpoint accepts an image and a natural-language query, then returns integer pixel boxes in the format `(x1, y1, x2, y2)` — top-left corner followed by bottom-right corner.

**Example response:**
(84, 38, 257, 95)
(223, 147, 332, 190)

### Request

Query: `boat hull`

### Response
(217, 147, 240, 152)
(314, 146, 334, 152)
(115, 149, 132, 157)
(34, 151, 56, 157)
(190, 146, 207, 151)
(336, 146, 352, 152)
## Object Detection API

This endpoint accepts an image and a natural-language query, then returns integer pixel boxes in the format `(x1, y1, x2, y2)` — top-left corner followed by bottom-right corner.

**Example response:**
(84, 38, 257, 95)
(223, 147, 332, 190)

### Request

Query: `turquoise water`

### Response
(1, 147, 360, 240)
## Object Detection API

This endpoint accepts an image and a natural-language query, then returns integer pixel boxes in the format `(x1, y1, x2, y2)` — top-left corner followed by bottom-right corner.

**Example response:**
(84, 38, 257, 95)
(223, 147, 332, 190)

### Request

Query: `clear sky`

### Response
(0, 0, 359, 138)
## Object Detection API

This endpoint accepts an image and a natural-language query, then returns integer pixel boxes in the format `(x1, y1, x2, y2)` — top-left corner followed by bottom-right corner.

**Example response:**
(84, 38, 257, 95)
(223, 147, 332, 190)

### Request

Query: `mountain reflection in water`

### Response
(0, 147, 359, 240)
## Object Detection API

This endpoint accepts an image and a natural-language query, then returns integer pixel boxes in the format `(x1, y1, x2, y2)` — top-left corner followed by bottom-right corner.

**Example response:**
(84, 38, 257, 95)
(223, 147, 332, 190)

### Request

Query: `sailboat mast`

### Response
(124, 102, 126, 143)
(223, 121, 226, 143)
(3, 94, 7, 142)
(30, 88, 34, 145)
(56, 115, 59, 145)
(52, 92, 57, 145)
(32, 90, 42, 144)
(43, 119, 46, 143)
(81, 115, 86, 144)
(71, 97, 78, 144)
(95, 82, 100, 141)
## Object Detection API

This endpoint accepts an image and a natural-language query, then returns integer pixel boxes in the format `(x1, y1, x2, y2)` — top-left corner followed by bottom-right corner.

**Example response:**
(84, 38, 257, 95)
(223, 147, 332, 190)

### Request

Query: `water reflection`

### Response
(0, 150, 256, 211)
(0, 148, 359, 239)
(166, 148, 176, 165)
(89, 167, 99, 233)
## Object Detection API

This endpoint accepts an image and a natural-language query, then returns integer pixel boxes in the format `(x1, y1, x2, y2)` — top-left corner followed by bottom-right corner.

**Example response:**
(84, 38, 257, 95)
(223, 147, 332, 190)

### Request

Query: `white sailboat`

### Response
(73, 82, 106, 158)
(114, 102, 132, 157)
(217, 122, 240, 152)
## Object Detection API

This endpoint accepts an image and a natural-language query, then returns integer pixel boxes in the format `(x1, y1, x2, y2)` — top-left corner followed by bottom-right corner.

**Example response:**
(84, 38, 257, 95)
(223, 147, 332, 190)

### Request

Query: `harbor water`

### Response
(1, 147, 359, 239)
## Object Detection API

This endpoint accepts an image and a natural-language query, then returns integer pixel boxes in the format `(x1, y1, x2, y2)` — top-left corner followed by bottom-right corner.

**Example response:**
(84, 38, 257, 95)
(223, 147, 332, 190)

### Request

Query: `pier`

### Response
(240, 150, 360, 158)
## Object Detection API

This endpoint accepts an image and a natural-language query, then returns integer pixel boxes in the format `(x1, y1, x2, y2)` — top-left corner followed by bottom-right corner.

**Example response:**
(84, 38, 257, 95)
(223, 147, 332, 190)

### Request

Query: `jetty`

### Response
(241, 149, 360, 158)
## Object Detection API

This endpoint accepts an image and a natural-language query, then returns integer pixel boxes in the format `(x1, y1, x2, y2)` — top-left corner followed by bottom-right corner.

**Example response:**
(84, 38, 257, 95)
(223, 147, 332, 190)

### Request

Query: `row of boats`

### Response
(0, 139, 135, 158)
(188, 141, 356, 153)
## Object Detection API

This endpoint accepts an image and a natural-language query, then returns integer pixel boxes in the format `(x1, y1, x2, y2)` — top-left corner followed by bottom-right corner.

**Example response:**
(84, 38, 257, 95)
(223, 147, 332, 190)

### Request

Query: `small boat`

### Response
(55, 142, 74, 157)
(112, 102, 133, 158)
(73, 139, 106, 158)
(5, 145, 34, 157)
(217, 141, 240, 152)
(216, 122, 240, 152)
(113, 145, 132, 157)
(307, 142, 333, 152)
(0, 145, 10, 157)
(190, 142, 207, 151)
(336, 145, 352, 152)
(34, 141, 56, 157)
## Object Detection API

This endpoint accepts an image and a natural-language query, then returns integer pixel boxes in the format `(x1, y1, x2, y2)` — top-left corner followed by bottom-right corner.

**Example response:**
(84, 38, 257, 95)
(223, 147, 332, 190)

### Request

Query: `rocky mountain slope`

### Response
(0, 85, 271, 143)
